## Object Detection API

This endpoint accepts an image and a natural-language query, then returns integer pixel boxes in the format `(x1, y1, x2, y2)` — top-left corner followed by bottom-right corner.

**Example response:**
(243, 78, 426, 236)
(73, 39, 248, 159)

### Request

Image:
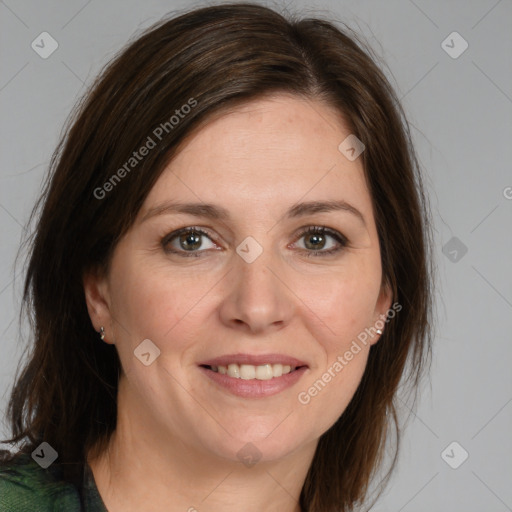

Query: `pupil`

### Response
(305, 233, 325, 250)
(180, 231, 202, 250)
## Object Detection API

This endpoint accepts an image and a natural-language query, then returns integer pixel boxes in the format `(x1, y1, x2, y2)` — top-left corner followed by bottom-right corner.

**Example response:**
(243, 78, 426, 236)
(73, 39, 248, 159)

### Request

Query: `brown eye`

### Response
(294, 226, 347, 257)
(178, 231, 203, 251)
(162, 227, 217, 257)
(303, 232, 327, 250)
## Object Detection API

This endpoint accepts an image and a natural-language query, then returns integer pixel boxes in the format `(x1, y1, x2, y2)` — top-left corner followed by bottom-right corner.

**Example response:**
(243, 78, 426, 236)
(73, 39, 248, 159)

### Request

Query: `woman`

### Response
(0, 3, 433, 511)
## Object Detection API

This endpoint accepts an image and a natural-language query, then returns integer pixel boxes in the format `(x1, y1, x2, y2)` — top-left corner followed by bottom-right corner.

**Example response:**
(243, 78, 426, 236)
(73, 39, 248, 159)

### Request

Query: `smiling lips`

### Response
(199, 353, 308, 397)
(200, 353, 307, 379)
(208, 363, 295, 380)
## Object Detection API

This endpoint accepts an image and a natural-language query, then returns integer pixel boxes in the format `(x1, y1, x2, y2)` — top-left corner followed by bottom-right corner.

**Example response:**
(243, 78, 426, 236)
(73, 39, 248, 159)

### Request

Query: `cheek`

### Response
(107, 263, 205, 396)
(112, 274, 169, 338)
(109, 259, 216, 357)
(296, 279, 376, 428)
(298, 265, 381, 424)
(294, 264, 381, 353)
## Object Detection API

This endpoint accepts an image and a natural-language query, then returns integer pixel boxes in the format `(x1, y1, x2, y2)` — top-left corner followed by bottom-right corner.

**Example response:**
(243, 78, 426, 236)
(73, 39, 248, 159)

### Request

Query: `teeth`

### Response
(227, 363, 240, 378)
(255, 364, 273, 380)
(240, 364, 256, 380)
(210, 363, 296, 380)
(273, 364, 283, 377)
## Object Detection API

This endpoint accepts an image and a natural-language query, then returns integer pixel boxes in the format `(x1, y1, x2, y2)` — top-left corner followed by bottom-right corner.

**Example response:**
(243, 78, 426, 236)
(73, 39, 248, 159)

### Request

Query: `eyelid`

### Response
(292, 225, 347, 243)
(161, 226, 216, 245)
(161, 226, 219, 256)
(291, 226, 348, 255)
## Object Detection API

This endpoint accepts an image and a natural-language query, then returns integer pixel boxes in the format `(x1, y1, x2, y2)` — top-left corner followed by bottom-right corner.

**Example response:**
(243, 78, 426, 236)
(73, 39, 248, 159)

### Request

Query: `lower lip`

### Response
(198, 366, 308, 398)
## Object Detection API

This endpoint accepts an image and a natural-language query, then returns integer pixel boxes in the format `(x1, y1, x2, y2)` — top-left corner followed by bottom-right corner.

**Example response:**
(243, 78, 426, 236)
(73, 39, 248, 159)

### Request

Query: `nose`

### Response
(218, 248, 295, 335)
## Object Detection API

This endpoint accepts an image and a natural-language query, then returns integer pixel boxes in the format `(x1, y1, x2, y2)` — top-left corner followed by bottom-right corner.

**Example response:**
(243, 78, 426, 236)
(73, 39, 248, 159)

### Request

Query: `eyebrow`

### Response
(141, 199, 366, 226)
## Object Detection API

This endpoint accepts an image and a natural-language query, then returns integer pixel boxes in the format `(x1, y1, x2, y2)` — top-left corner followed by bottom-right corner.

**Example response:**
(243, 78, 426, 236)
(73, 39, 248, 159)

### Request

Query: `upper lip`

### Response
(199, 353, 308, 368)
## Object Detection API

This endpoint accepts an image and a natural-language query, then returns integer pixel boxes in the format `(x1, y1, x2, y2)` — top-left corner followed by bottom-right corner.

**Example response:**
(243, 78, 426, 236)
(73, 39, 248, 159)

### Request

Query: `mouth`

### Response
(198, 354, 309, 398)
(200, 363, 305, 380)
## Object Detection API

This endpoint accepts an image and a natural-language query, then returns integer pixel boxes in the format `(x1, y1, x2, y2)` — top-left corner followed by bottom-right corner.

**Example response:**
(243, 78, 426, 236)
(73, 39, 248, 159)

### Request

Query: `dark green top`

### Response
(0, 453, 108, 511)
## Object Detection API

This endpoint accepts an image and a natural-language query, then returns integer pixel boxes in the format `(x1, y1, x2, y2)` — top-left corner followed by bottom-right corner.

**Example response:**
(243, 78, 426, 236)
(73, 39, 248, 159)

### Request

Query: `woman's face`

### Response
(86, 94, 392, 464)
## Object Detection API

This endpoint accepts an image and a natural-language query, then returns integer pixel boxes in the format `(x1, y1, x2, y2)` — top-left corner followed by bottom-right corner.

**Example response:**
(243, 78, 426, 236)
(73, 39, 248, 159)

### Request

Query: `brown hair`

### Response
(1, 3, 433, 510)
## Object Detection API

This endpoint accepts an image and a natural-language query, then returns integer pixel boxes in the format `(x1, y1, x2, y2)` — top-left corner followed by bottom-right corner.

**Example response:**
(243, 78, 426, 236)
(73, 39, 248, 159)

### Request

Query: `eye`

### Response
(162, 227, 218, 257)
(293, 226, 347, 257)
(162, 225, 348, 259)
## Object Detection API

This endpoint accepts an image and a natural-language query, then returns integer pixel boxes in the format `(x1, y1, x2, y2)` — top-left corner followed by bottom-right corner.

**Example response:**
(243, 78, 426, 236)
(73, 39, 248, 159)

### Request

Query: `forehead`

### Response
(142, 94, 373, 223)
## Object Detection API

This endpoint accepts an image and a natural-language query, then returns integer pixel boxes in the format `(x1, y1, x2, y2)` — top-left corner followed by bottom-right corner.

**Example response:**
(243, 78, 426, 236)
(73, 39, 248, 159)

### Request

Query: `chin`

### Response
(200, 419, 312, 466)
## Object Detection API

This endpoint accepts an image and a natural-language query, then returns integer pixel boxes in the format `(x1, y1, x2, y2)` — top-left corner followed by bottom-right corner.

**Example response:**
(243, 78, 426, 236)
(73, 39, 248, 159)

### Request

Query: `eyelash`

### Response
(161, 225, 348, 258)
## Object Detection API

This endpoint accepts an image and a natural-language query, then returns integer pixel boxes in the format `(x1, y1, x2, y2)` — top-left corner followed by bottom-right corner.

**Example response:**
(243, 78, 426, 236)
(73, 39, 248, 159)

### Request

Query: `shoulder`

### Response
(0, 452, 81, 511)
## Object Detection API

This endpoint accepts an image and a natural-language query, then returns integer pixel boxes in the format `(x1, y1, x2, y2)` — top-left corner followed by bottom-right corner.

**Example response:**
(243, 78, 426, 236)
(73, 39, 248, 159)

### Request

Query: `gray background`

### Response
(1, 0, 511, 510)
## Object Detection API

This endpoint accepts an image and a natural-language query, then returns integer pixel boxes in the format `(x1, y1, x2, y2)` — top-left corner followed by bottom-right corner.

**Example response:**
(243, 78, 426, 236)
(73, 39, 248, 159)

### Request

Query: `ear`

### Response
(369, 280, 394, 346)
(83, 267, 115, 344)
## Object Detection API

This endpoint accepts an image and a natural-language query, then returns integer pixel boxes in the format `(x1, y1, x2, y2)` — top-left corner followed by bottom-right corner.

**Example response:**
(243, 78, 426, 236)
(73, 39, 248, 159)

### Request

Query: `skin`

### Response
(84, 93, 392, 512)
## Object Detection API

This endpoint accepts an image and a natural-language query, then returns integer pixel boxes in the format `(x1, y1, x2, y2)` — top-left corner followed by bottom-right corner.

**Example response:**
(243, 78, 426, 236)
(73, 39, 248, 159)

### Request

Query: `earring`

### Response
(99, 326, 106, 341)
(376, 329, 383, 335)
